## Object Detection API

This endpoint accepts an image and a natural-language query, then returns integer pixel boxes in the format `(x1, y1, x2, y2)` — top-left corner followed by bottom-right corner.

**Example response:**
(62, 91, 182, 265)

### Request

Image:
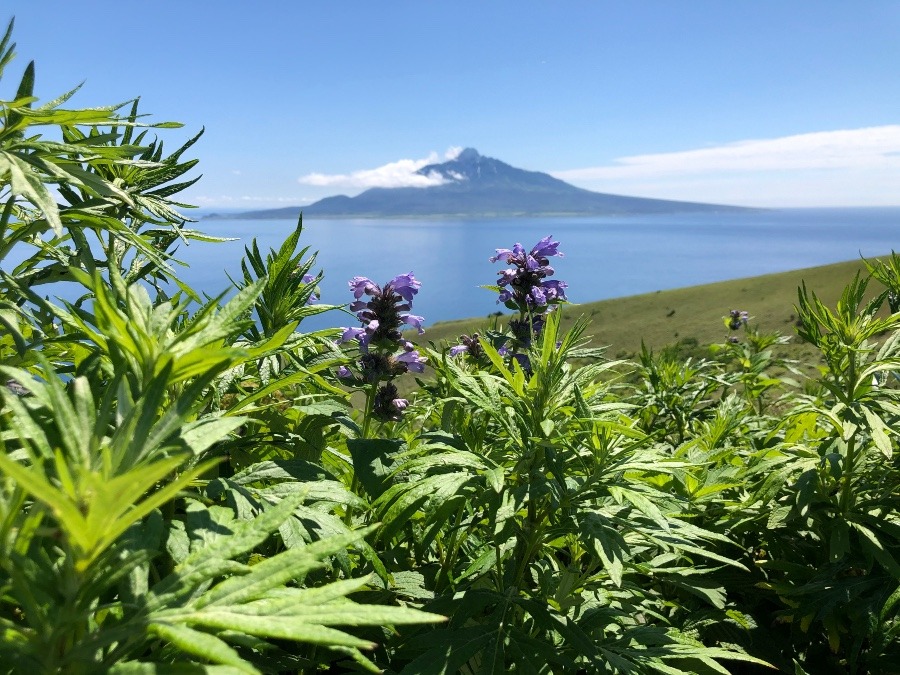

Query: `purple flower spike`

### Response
(341, 272, 427, 406)
(728, 309, 750, 330)
(490, 235, 566, 312)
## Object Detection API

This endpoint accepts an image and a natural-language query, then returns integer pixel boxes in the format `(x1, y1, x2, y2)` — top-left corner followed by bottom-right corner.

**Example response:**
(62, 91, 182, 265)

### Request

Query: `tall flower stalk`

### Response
(474, 235, 568, 370)
(339, 272, 426, 435)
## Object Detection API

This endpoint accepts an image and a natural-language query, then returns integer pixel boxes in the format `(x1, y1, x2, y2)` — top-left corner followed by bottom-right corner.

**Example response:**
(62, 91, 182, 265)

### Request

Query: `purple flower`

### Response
(401, 313, 425, 334)
(345, 272, 424, 347)
(490, 236, 566, 311)
(349, 273, 421, 303)
(511, 353, 531, 373)
(340, 326, 368, 347)
(387, 272, 421, 303)
(528, 286, 547, 307)
(489, 243, 526, 264)
(497, 269, 517, 286)
(530, 235, 563, 260)
(490, 236, 563, 266)
(542, 279, 568, 302)
(301, 273, 319, 304)
(728, 309, 750, 331)
(449, 333, 485, 359)
(396, 349, 427, 373)
(337, 365, 353, 378)
(349, 276, 380, 299)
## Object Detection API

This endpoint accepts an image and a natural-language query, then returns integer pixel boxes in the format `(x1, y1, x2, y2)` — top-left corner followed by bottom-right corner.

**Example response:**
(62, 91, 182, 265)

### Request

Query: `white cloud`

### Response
(444, 146, 464, 161)
(554, 126, 900, 179)
(192, 195, 307, 205)
(298, 148, 462, 190)
(551, 126, 900, 207)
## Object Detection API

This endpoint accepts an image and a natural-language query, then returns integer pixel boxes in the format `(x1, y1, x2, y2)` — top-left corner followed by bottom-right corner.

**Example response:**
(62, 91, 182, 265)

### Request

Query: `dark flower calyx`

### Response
(372, 382, 409, 421)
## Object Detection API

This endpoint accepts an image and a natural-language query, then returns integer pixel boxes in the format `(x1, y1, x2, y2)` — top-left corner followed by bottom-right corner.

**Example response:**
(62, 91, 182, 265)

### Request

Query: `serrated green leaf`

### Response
(148, 622, 257, 673)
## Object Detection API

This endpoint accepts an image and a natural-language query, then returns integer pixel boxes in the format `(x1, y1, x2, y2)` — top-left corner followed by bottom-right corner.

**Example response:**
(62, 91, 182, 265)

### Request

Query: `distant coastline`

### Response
(204, 148, 753, 221)
(203, 206, 757, 221)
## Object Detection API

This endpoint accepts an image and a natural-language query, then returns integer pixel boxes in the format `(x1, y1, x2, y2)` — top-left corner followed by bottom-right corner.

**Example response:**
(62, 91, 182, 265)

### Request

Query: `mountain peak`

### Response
(416, 147, 508, 183)
(454, 147, 481, 163)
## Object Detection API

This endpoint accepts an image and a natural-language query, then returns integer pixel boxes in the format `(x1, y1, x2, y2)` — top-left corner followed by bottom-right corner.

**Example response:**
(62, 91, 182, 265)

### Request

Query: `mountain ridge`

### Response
(205, 148, 751, 220)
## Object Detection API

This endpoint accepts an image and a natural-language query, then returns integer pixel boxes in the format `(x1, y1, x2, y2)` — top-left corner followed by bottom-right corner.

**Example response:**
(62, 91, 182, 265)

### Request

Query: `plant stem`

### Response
(345, 384, 378, 526)
(840, 349, 859, 516)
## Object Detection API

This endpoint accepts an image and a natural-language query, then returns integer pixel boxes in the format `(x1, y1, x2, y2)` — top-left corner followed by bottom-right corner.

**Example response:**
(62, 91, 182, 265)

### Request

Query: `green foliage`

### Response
(0, 23, 439, 674)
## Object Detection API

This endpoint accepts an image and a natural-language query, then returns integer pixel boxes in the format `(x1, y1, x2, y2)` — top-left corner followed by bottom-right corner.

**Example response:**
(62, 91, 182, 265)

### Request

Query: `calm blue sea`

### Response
(173, 207, 900, 331)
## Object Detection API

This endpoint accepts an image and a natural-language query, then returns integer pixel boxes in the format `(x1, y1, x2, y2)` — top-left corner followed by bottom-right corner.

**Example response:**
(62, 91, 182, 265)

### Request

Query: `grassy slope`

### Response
(417, 257, 882, 368)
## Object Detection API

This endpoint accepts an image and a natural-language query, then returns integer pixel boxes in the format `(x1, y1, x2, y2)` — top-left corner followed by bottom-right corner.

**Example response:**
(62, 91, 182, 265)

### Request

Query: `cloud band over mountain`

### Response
(298, 147, 463, 190)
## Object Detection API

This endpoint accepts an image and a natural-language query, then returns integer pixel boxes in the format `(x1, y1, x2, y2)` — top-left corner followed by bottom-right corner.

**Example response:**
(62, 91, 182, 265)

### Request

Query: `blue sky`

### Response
(7, 2, 900, 209)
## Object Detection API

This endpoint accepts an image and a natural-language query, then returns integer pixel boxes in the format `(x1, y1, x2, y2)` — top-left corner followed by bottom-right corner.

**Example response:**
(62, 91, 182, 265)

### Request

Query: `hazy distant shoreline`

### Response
(202, 207, 758, 221)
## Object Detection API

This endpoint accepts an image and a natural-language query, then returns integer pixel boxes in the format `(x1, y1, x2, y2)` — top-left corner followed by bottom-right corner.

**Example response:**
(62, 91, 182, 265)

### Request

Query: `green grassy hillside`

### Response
(419, 256, 883, 367)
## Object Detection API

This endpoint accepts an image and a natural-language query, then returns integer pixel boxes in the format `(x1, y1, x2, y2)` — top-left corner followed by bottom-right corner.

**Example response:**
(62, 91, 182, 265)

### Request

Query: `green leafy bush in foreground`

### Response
(2, 20, 900, 674)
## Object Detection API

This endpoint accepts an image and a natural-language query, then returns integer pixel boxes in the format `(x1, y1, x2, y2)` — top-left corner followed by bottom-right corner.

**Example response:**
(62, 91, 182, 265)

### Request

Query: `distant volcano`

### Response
(208, 148, 748, 219)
